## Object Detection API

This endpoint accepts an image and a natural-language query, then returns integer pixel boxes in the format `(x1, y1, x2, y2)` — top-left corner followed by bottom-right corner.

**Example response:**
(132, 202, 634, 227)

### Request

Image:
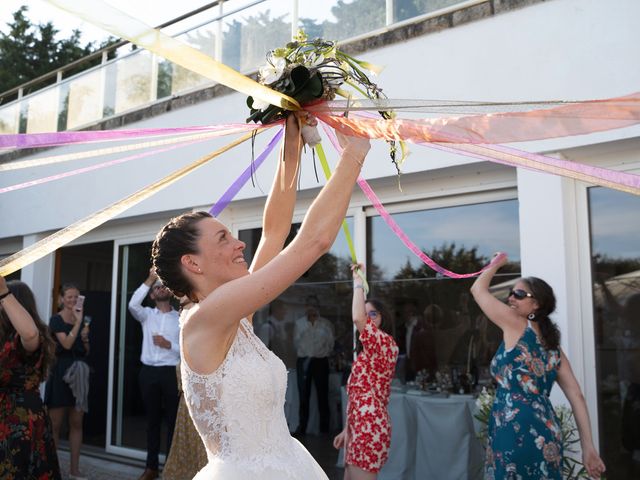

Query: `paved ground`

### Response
(58, 450, 145, 480)
(58, 435, 345, 479)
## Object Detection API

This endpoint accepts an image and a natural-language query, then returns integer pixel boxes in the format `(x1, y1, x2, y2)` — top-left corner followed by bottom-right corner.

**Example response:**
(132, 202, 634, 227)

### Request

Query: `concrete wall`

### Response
(1, 0, 638, 239)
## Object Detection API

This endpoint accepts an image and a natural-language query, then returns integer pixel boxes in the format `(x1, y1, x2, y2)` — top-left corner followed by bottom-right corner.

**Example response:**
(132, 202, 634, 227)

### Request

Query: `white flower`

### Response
(318, 64, 344, 88)
(250, 97, 270, 112)
(306, 53, 324, 67)
(535, 435, 545, 449)
(260, 56, 287, 84)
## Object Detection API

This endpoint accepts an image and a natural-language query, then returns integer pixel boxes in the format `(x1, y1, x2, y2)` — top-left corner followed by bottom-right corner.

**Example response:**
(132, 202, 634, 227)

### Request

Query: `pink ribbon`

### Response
(0, 123, 260, 149)
(320, 122, 504, 278)
(0, 135, 215, 194)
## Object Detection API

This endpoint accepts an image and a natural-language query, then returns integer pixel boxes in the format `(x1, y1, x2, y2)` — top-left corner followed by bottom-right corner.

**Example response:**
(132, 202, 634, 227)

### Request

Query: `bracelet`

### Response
(351, 155, 364, 167)
(68, 331, 75, 337)
(0, 290, 11, 301)
(343, 152, 364, 167)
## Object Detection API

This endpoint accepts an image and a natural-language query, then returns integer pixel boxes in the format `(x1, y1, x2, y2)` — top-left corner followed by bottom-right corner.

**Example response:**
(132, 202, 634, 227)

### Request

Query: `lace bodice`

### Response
(180, 308, 325, 477)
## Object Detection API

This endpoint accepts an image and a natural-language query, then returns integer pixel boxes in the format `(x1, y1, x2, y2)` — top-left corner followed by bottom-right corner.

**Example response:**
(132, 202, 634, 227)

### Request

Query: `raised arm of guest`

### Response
(0, 275, 40, 352)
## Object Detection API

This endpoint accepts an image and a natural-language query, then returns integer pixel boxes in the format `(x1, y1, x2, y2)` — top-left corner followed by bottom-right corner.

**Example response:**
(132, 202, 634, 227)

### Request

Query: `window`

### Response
(367, 199, 521, 389)
(238, 220, 355, 433)
(589, 186, 640, 478)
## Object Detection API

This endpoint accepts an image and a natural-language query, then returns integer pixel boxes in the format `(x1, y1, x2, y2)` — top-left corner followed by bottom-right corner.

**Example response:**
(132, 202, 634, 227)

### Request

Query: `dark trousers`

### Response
(139, 365, 179, 469)
(296, 356, 330, 433)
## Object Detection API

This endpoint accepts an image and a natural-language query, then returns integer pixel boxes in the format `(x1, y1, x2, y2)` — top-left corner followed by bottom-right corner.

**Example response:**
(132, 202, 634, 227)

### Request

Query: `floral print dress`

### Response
(0, 333, 61, 479)
(346, 318, 399, 473)
(486, 322, 562, 480)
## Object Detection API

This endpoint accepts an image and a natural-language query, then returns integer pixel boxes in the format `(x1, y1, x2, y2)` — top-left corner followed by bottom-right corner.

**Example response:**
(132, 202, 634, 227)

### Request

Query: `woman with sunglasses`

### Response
(333, 264, 398, 480)
(470, 253, 605, 479)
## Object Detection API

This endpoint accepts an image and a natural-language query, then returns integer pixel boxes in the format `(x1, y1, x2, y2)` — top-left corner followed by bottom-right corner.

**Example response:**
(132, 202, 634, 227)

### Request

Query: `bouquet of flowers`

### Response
(247, 30, 404, 171)
(474, 386, 495, 445)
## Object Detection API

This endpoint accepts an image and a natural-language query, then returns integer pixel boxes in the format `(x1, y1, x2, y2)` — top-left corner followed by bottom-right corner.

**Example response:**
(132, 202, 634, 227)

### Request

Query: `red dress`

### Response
(346, 318, 399, 472)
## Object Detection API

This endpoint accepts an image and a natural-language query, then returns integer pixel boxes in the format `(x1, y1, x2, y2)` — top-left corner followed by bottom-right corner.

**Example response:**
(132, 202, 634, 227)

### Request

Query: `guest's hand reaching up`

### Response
(351, 262, 365, 280)
(336, 129, 370, 160)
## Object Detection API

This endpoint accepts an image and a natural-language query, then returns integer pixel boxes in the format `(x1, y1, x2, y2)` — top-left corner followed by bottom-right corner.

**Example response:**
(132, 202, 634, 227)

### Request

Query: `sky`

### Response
(1, 1, 334, 45)
(0, 1, 249, 44)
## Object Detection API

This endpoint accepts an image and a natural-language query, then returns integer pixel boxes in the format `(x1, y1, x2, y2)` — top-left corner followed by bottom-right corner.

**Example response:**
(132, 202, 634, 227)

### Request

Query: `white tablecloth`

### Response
(339, 389, 484, 480)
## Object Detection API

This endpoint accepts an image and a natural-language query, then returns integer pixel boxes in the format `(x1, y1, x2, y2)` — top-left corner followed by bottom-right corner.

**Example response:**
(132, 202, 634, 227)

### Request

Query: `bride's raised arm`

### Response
(249, 113, 310, 277)
(152, 127, 370, 374)
(201, 130, 370, 329)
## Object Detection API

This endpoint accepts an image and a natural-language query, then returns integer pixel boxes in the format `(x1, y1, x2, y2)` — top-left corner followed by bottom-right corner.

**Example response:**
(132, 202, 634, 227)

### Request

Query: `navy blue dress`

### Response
(485, 323, 563, 479)
(44, 314, 88, 408)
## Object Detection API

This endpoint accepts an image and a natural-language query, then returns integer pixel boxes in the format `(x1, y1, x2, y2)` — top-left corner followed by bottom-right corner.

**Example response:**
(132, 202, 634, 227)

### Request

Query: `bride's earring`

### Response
(527, 312, 536, 321)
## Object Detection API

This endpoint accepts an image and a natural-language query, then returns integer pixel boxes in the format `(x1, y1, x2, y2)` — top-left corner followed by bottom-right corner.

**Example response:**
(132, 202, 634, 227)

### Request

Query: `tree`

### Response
(0, 6, 115, 97)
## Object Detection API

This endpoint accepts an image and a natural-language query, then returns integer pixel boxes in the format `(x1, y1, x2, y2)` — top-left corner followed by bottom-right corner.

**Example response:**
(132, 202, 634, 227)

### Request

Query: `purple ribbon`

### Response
(209, 128, 284, 217)
(0, 124, 261, 149)
(0, 135, 212, 194)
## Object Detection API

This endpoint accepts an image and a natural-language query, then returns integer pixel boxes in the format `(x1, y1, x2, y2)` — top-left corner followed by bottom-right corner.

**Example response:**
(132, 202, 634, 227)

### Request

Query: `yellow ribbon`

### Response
(0, 130, 262, 276)
(45, 0, 300, 111)
(0, 129, 251, 172)
(315, 143, 369, 294)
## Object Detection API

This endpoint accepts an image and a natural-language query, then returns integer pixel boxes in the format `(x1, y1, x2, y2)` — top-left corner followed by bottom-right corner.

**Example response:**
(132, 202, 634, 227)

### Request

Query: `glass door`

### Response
(589, 187, 640, 479)
(107, 240, 170, 459)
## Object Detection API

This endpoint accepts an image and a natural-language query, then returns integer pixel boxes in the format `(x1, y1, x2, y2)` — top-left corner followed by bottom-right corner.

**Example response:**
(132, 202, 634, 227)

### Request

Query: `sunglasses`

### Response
(367, 310, 380, 319)
(509, 289, 533, 300)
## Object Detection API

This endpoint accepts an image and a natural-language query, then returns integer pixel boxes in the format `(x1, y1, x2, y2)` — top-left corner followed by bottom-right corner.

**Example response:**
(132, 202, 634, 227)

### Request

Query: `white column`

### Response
(517, 166, 599, 446)
(19, 234, 56, 324)
(291, 0, 299, 39)
(354, 206, 367, 265)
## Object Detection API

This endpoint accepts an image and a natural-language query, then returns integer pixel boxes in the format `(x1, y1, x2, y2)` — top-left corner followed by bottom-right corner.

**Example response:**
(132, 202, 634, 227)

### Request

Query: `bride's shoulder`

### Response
(182, 308, 244, 376)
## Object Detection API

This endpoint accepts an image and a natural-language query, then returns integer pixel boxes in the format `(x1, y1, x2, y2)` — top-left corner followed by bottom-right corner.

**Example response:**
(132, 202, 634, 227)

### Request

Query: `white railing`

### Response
(0, 0, 468, 135)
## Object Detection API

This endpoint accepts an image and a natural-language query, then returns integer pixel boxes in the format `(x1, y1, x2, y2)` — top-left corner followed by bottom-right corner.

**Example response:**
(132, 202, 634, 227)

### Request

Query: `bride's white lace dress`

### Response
(180, 307, 329, 479)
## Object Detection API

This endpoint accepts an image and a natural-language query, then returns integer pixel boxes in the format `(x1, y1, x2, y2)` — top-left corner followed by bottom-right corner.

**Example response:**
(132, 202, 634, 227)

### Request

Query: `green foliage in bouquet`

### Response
(247, 29, 387, 124)
(474, 389, 597, 479)
(247, 30, 405, 173)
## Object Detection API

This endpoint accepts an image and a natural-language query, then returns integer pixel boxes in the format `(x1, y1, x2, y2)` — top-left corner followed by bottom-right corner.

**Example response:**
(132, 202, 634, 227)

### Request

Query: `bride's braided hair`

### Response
(152, 211, 211, 301)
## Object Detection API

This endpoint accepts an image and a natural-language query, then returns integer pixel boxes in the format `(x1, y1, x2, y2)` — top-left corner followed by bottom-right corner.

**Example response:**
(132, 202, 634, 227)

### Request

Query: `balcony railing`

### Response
(0, 0, 470, 135)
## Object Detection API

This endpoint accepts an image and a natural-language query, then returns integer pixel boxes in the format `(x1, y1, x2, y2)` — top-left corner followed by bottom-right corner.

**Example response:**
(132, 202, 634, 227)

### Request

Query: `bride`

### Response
(151, 112, 370, 479)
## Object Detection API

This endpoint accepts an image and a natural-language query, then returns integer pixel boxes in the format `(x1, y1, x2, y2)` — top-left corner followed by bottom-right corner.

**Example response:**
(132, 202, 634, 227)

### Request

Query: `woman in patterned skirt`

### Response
(0, 275, 61, 479)
(162, 300, 208, 480)
(334, 264, 398, 479)
(470, 253, 605, 479)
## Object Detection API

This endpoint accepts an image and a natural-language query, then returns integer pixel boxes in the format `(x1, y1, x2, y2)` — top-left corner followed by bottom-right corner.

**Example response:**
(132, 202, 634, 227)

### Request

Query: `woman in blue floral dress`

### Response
(470, 254, 605, 479)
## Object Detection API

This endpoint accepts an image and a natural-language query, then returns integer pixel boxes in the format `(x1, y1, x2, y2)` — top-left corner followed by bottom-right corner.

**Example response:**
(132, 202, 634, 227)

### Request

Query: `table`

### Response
(339, 388, 484, 480)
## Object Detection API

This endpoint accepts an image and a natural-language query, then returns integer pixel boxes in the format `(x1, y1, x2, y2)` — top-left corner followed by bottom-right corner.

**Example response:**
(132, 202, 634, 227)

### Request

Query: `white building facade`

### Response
(1, 0, 639, 476)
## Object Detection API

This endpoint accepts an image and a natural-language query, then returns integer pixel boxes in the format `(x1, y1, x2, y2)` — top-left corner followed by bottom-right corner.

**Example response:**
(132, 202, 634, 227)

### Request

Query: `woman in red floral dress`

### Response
(334, 265, 399, 479)
(0, 275, 60, 479)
